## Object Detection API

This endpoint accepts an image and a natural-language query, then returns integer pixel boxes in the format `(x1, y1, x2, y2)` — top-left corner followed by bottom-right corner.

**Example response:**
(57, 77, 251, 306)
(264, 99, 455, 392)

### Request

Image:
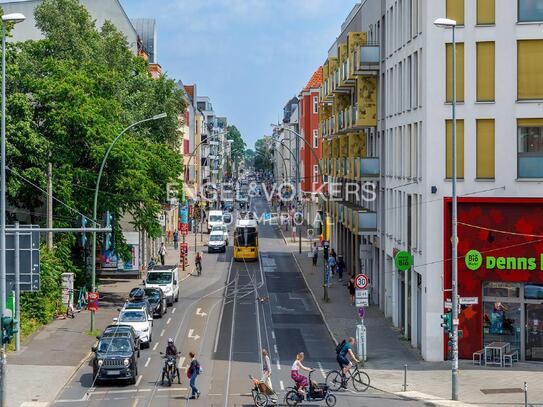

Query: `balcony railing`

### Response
(357, 44, 380, 73)
(359, 157, 380, 178)
(358, 211, 377, 231)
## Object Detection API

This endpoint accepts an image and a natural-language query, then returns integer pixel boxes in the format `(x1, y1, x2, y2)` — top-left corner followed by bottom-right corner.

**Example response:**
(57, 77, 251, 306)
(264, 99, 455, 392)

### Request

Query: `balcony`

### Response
(355, 44, 380, 75)
(337, 201, 377, 234)
(355, 157, 380, 179)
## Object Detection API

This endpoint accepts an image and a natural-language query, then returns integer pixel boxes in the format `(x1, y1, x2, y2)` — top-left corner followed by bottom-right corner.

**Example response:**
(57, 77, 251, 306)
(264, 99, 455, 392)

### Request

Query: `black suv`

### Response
(92, 332, 138, 384)
(99, 324, 141, 358)
(143, 288, 167, 318)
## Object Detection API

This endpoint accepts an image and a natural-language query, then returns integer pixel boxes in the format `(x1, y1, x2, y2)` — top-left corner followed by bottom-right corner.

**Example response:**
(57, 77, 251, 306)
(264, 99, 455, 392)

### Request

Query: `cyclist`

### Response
(291, 352, 312, 395)
(337, 337, 360, 380)
(195, 252, 202, 275)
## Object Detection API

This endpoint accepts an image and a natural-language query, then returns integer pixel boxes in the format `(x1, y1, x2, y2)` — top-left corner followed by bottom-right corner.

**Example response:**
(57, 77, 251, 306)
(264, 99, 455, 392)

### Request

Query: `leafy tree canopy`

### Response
(225, 125, 246, 163)
(253, 137, 273, 172)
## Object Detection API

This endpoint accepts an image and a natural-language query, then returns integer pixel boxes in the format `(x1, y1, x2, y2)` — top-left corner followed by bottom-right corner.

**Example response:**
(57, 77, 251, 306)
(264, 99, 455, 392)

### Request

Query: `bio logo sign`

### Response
(465, 249, 542, 271)
(394, 251, 413, 271)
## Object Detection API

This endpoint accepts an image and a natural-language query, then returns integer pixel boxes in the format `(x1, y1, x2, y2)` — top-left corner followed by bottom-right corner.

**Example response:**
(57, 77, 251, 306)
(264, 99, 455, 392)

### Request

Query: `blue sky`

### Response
(121, 0, 357, 149)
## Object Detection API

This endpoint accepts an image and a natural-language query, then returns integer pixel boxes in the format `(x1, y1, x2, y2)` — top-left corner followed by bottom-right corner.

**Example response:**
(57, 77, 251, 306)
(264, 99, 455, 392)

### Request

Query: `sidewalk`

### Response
(7, 234, 201, 407)
(287, 242, 543, 407)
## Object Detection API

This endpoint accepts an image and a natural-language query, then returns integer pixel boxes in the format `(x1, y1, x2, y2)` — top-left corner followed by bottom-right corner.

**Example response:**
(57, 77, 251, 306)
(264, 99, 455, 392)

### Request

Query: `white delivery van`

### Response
(144, 265, 179, 306)
(207, 210, 224, 233)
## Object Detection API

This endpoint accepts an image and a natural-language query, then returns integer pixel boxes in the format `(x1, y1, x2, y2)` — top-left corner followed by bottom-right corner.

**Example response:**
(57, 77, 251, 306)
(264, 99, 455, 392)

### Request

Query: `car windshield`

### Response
(127, 301, 146, 308)
(235, 227, 257, 247)
(146, 272, 172, 284)
(212, 226, 225, 232)
(209, 215, 222, 222)
(145, 290, 161, 301)
(210, 234, 224, 242)
(119, 311, 146, 322)
(97, 337, 132, 354)
(104, 327, 130, 336)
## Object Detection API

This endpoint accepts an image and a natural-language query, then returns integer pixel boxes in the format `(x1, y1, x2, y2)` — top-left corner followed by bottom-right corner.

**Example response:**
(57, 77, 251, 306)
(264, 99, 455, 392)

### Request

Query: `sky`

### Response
(121, 0, 358, 149)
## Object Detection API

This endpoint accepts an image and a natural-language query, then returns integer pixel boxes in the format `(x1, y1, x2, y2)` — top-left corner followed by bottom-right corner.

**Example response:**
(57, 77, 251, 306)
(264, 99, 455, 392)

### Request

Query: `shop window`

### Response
(526, 303, 543, 361)
(525, 284, 543, 299)
(477, 0, 495, 24)
(483, 282, 521, 298)
(517, 119, 543, 178)
(446, 0, 464, 25)
(476, 42, 495, 102)
(476, 119, 495, 179)
(517, 40, 543, 100)
(446, 43, 464, 103)
(483, 301, 521, 353)
(518, 0, 543, 22)
(445, 119, 464, 179)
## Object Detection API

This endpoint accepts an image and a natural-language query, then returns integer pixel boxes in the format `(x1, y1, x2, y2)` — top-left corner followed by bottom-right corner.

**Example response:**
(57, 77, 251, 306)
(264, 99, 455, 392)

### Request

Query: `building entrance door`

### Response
(525, 303, 543, 361)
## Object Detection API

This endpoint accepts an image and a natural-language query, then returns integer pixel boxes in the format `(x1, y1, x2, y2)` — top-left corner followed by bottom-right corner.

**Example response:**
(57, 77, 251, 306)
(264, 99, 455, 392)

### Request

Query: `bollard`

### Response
(403, 364, 408, 392)
(524, 382, 528, 407)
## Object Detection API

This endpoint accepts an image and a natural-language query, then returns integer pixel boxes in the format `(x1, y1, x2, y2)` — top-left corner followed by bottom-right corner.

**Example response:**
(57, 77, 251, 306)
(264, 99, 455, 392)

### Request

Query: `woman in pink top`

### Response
(290, 352, 312, 392)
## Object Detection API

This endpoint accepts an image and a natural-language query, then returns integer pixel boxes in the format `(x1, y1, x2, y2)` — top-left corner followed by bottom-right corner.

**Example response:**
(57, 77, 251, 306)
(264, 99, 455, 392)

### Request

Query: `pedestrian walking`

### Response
(159, 242, 167, 265)
(312, 242, 318, 267)
(328, 254, 337, 277)
(330, 248, 337, 260)
(348, 277, 356, 305)
(173, 231, 179, 250)
(262, 348, 273, 389)
(337, 255, 345, 281)
(187, 351, 201, 399)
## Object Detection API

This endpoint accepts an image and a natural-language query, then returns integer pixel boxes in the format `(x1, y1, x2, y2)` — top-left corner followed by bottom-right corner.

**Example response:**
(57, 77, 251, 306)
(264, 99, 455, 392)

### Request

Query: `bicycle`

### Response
(195, 261, 202, 276)
(325, 362, 370, 392)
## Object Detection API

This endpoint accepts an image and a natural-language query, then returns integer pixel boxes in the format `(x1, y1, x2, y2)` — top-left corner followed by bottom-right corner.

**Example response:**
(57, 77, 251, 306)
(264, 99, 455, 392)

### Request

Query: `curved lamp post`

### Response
(90, 112, 167, 331)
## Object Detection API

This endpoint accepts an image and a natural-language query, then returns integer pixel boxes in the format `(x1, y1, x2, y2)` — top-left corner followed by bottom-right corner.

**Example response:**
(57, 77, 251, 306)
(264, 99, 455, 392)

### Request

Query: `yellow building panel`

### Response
(347, 32, 367, 53)
(477, 0, 495, 24)
(476, 119, 495, 179)
(476, 42, 495, 102)
(445, 120, 464, 179)
(348, 132, 367, 158)
(357, 76, 377, 127)
(446, 42, 464, 102)
(518, 40, 543, 100)
(518, 118, 543, 127)
(446, 0, 464, 25)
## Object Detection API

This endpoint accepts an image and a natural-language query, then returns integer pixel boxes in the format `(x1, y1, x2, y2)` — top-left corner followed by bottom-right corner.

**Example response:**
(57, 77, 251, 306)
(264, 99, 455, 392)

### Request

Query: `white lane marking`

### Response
(214, 258, 234, 353)
(271, 330, 276, 340)
(196, 307, 207, 317)
(279, 380, 284, 391)
(318, 361, 326, 379)
(166, 317, 171, 325)
(144, 357, 151, 368)
(135, 375, 143, 387)
(178, 356, 186, 369)
(273, 344, 278, 354)
(160, 329, 165, 337)
(152, 342, 158, 351)
(188, 329, 200, 340)
(171, 308, 176, 314)
(276, 359, 281, 370)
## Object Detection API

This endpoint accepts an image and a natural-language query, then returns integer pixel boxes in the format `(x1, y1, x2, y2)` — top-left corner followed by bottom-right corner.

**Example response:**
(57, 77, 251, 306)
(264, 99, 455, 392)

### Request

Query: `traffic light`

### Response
(103, 211, 114, 250)
(1, 316, 18, 345)
(441, 312, 452, 333)
(78, 215, 88, 248)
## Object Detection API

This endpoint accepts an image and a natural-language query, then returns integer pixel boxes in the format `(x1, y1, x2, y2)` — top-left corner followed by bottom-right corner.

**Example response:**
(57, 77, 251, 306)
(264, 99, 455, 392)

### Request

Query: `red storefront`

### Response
(444, 197, 543, 361)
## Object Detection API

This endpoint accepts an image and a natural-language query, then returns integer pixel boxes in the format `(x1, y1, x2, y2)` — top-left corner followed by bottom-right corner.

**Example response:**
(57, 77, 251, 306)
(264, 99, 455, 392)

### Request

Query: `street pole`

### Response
(14, 222, 19, 351)
(47, 162, 53, 250)
(90, 113, 166, 332)
(450, 25, 459, 402)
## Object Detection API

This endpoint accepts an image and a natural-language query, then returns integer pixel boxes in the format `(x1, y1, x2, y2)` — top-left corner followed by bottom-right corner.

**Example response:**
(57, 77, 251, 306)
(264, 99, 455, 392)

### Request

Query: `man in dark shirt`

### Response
(188, 351, 200, 399)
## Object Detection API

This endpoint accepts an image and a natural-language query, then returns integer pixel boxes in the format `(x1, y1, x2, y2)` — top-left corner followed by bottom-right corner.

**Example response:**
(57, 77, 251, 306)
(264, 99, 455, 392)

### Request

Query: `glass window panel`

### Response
(483, 301, 521, 352)
(519, 0, 543, 22)
(483, 282, 521, 298)
(518, 127, 543, 153)
(526, 304, 543, 361)
(525, 284, 543, 299)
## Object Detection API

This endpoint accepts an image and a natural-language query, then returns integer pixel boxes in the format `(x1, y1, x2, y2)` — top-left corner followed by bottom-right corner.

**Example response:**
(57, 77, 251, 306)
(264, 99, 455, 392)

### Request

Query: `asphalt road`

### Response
(52, 197, 425, 407)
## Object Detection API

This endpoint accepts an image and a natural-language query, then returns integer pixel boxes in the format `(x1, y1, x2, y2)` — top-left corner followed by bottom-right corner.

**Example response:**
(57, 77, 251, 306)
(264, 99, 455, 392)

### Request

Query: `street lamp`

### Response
(0, 12, 26, 407)
(90, 113, 167, 331)
(434, 16, 459, 402)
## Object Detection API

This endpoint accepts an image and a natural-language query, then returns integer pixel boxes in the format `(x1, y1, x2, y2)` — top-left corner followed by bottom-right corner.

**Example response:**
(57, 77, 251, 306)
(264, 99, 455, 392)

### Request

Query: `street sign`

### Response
(356, 289, 369, 299)
(394, 251, 413, 271)
(358, 307, 365, 319)
(6, 225, 40, 292)
(180, 243, 188, 257)
(460, 297, 479, 305)
(88, 292, 99, 312)
(180, 223, 189, 235)
(180, 205, 189, 224)
(354, 273, 369, 290)
(307, 228, 314, 240)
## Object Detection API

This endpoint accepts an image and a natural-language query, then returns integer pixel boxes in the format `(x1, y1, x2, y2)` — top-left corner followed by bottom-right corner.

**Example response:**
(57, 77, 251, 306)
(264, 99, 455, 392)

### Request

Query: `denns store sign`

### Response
(465, 249, 543, 271)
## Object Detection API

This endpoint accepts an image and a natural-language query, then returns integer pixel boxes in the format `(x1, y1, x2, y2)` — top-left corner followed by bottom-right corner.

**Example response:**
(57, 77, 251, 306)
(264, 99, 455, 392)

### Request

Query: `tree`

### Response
(254, 137, 273, 172)
(226, 125, 246, 162)
(244, 149, 256, 169)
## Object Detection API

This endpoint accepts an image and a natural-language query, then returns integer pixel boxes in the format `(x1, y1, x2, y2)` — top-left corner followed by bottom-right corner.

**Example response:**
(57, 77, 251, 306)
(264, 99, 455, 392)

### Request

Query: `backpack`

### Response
(335, 340, 346, 355)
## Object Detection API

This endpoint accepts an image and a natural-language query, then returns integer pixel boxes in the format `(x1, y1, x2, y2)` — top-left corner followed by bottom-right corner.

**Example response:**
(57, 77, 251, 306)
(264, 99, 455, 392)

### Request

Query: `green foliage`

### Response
(226, 125, 246, 162)
(254, 137, 274, 171)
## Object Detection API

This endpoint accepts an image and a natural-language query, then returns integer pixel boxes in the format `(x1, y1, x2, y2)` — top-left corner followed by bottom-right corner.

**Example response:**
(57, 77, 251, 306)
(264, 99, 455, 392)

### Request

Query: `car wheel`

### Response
(175, 294, 179, 303)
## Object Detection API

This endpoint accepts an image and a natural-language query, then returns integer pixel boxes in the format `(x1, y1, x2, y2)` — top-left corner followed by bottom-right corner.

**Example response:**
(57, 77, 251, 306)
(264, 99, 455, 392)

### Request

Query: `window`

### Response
(446, 0, 464, 25)
(519, 0, 543, 22)
(477, 0, 495, 24)
(313, 129, 318, 148)
(477, 42, 495, 101)
(445, 119, 464, 179)
(476, 119, 495, 179)
(446, 43, 464, 102)
(313, 96, 318, 113)
(517, 40, 543, 100)
(517, 119, 543, 178)
(313, 165, 319, 183)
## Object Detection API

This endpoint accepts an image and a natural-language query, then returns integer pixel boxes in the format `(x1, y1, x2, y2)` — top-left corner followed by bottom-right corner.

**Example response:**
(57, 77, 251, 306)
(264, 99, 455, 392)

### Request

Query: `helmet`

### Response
(168, 338, 174, 343)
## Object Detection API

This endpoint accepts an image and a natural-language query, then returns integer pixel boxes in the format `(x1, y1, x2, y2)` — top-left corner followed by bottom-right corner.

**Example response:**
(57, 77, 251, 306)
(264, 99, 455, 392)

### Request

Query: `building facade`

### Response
(318, 0, 543, 362)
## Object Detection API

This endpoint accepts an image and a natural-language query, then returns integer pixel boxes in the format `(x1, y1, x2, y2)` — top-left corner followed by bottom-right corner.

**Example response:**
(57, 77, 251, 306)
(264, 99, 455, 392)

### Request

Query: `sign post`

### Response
(354, 273, 369, 361)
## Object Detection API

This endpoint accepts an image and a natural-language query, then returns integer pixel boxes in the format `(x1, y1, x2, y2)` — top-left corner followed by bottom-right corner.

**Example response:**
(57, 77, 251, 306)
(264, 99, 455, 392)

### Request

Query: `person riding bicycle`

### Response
(291, 352, 313, 395)
(195, 252, 202, 274)
(337, 337, 359, 379)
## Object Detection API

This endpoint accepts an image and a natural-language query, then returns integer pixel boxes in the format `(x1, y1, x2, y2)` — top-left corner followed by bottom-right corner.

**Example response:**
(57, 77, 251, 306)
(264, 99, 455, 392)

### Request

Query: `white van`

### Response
(207, 210, 224, 233)
(144, 265, 179, 306)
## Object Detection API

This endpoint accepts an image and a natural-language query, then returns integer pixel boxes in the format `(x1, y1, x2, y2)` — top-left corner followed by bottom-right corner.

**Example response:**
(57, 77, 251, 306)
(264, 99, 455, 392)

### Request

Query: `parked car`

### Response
(113, 308, 153, 348)
(123, 297, 153, 316)
(143, 288, 167, 318)
(211, 224, 229, 245)
(92, 332, 138, 384)
(208, 230, 227, 253)
(144, 265, 180, 306)
(223, 212, 233, 225)
(99, 324, 141, 358)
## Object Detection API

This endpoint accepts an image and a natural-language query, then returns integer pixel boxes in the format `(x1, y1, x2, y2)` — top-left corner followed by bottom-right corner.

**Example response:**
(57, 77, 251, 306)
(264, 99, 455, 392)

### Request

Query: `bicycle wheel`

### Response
(325, 393, 337, 407)
(351, 370, 370, 392)
(254, 393, 269, 407)
(284, 390, 300, 406)
(325, 370, 343, 392)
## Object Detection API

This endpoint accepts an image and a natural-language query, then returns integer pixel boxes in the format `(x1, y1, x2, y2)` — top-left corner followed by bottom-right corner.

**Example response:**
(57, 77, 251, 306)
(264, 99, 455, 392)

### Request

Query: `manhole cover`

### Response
(481, 388, 524, 395)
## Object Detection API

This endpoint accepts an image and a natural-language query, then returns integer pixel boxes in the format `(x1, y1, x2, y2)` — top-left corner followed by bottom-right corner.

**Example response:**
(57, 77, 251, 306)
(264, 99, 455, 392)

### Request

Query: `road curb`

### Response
(51, 350, 92, 404)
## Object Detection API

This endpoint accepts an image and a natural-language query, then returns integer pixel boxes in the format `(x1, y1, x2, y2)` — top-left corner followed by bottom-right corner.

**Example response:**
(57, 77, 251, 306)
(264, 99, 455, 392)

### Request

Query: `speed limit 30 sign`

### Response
(355, 273, 369, 290)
